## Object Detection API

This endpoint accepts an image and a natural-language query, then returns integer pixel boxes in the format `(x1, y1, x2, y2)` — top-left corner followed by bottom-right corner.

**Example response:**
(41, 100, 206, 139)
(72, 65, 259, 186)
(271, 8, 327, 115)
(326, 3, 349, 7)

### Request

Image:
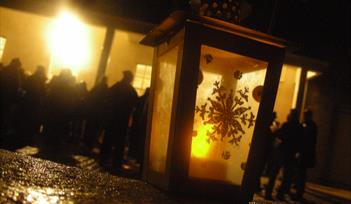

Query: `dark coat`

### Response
(277, 120, 304, 161)
(300, 120, 317, 168)
(105, 81, 138, 130)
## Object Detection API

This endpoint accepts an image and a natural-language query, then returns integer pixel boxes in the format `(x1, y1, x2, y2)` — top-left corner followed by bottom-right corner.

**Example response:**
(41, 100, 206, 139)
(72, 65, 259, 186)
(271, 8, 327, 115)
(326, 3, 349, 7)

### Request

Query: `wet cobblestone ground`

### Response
(0, 149, 222, 204)
(1, 149, 349, 203)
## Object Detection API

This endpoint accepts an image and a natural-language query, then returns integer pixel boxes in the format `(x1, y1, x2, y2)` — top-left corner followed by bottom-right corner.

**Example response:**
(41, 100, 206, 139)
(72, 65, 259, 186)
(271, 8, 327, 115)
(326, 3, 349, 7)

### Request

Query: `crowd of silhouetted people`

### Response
(0, 58, 149, 175)
(257, 109, 318, 202)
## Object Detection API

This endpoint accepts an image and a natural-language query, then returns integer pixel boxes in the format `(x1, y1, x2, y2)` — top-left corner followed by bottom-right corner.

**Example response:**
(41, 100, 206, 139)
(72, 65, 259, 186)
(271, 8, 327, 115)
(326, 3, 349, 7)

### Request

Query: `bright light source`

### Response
(47, 10, 90, 76)
(0, 36, 6, 62)
(307, 71, 320, 79)
(191, 124, 213, 158)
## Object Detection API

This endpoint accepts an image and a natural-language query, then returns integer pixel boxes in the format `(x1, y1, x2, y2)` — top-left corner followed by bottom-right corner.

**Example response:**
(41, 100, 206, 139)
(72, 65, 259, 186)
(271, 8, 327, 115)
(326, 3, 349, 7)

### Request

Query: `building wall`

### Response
(0, 6, 153, 90)
(0, 7, 51, 74)
(105, 30, 153, 87)
(273, 65, 300, 124)
(305, 75, 334, 183)
(0, 7, 106, 89)
(306, 72, 351, 190)
(328, 107, 351, 188)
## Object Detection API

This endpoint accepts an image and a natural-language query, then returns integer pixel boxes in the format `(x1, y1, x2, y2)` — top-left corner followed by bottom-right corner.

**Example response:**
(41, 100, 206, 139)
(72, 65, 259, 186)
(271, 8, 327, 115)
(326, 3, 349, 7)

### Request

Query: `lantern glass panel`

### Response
(149, 46, 179, 173)
(189, 45, 268, 185)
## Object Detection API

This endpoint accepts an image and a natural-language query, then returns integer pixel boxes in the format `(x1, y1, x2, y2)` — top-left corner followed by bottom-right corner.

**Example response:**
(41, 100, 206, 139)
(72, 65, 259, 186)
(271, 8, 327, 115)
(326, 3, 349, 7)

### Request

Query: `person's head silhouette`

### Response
(288, 109, 299, 122)
(122, 70, 134, 84)
(9, 58, 22, 68)
(35, 65, 46, 75)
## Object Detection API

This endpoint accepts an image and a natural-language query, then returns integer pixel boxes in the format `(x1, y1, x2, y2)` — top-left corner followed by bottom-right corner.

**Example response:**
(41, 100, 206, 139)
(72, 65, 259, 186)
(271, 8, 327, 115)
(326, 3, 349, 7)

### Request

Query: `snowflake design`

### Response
(195, 80, 255, 146)
(221, 151, 231, 160)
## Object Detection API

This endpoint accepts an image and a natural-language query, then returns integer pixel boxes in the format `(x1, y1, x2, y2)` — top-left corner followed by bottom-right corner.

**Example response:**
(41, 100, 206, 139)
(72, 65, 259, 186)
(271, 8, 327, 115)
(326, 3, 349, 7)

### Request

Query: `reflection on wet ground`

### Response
(0, 149, 219, 203)
(14, 145, 140, 178)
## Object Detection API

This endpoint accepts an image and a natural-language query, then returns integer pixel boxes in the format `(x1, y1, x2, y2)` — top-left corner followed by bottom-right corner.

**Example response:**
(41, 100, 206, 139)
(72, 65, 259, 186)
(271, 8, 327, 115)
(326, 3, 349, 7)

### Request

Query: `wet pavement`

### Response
(0, 149, 221, 204)
(1, 149, 350, 204)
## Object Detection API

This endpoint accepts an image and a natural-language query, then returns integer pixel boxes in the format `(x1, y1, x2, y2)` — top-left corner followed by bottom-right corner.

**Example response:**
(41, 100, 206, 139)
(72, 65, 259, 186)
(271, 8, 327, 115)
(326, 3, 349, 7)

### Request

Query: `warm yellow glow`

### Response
(0, 36, 6, 61)
(47, 10, 90, 75)
(291, 67, 302, 109)
(191, 124, 213, 158)
(133, 64, 152, 96)
(25, 187, 60, 203)
(307, 71, 320, 79)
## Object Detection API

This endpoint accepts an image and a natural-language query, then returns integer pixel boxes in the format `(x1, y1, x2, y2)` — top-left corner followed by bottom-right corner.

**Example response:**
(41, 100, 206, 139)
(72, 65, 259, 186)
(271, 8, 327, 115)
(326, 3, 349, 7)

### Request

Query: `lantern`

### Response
(141, 12, 286, 202)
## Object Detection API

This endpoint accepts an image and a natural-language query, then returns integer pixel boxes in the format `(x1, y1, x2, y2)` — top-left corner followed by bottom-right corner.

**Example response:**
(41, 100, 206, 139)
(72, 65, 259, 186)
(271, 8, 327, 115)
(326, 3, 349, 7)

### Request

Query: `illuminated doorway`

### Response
(273, 64, 321, 124)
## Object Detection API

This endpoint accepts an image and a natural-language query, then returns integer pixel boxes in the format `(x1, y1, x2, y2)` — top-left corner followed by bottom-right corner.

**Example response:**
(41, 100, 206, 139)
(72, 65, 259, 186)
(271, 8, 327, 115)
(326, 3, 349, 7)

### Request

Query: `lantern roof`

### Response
(140, 11, 287, 48)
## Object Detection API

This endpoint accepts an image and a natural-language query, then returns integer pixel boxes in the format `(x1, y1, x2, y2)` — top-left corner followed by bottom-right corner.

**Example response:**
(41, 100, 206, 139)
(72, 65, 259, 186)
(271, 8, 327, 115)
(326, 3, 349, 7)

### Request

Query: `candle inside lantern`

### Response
(188, 45, 269, 185)
(191, 124, 213, 158)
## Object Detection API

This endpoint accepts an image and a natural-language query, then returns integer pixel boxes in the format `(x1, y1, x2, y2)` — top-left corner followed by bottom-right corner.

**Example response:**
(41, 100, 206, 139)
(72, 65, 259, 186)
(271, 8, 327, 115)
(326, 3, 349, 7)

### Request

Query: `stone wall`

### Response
(306, 61, 351, 190)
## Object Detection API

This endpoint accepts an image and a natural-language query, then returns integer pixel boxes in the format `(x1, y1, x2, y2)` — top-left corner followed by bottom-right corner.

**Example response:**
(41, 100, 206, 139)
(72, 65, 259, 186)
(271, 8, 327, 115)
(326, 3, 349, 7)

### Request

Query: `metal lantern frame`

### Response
(141, 12, 286, 202)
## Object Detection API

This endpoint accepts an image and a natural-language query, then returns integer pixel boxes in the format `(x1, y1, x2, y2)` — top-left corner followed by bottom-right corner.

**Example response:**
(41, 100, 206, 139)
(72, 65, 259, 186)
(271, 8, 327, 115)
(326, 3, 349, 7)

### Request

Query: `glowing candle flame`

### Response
(191, 124, 213, 158)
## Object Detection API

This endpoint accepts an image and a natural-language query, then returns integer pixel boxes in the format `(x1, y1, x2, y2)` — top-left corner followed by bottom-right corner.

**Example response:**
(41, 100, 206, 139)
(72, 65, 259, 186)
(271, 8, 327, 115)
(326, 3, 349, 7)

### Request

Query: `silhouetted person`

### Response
(0, 58, 24, 106)
(129, 88, 150, 175)
(42, 69, 76, 161)
(71, 81, 88, 143)
(16, 65, 47, 145)
(265, 109, 303, 200)
(84, 76, 109, 152)
(0, 58, 26, 149)
(100, 71, 138, 171)
(256, 111, 279, 192)
(292, 109, 317, 201)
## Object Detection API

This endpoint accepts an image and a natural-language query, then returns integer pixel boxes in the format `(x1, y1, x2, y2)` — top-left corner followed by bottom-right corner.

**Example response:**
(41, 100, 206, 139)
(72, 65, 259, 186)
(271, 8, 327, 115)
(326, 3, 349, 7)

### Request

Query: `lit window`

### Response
(0, 36, 6, 62)
(133, 64, 152, 96)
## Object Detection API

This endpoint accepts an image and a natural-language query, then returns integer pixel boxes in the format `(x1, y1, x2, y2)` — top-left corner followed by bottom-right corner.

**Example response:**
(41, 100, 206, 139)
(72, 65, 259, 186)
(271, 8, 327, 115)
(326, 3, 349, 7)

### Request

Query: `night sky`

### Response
(121, 0, 350, 62)
(244, 0, 350, 60)
(245, 0, 350, 105)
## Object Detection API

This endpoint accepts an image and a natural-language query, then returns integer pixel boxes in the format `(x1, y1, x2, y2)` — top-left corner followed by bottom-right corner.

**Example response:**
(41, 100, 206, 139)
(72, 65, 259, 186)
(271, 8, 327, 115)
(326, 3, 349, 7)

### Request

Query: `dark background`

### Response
(122, 0, 350, 104)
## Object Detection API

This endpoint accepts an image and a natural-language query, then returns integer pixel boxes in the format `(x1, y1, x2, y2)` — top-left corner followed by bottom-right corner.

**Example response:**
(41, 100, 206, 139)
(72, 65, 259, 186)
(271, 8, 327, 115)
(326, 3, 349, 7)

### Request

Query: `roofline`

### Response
(0, 0, 155, 34)
(285, 52, 329, 72)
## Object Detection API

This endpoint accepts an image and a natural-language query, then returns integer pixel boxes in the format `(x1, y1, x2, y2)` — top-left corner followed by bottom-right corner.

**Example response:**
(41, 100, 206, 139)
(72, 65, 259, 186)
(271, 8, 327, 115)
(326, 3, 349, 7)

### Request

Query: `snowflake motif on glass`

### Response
(195, 80, 255, 146)
(221, 150, 231, 160)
